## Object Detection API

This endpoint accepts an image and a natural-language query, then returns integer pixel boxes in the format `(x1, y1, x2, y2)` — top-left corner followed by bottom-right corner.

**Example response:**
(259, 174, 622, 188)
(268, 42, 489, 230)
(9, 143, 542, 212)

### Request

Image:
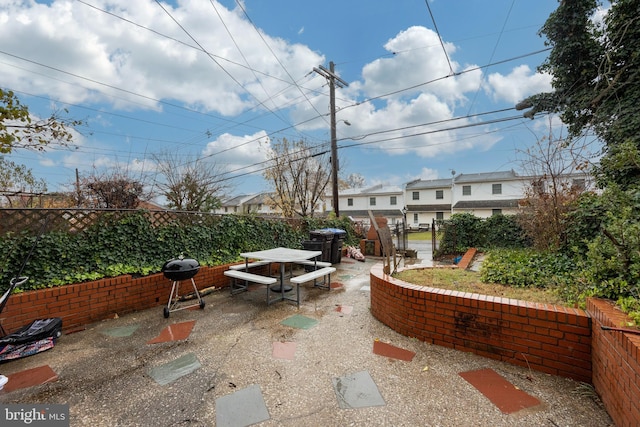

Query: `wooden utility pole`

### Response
(313, 61, 348, 217)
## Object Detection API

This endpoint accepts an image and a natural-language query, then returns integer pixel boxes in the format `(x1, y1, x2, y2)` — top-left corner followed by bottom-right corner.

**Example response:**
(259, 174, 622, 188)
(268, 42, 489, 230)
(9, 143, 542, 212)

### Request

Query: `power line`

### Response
(206, 109, 544, 185)
(466, 0, 516, 115)
(423, 0, 454, 76)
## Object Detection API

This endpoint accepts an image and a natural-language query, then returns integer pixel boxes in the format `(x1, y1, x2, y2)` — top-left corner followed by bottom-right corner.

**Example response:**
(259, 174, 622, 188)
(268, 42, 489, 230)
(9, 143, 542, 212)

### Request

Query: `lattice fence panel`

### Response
(0, 209, 224, 237)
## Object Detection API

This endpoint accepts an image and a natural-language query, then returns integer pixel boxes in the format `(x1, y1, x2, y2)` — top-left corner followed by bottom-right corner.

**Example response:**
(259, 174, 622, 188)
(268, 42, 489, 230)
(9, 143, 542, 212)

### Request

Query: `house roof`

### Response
(244, 193, 274, 205)
(337, 184, 403, 196)
(221, 194, 253, 207)
(454, 170, 520, 183)
(405, 204, 451, 212)
(453, 199, 521, 209)
(405, 178, 453, 190)
(404, 171, 523, 191)
(340, 209, 404, 218)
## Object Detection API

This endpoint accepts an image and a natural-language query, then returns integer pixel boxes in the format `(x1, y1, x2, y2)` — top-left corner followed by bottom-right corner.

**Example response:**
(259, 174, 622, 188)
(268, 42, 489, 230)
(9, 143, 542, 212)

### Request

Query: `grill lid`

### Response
(162, 257, 200, 281)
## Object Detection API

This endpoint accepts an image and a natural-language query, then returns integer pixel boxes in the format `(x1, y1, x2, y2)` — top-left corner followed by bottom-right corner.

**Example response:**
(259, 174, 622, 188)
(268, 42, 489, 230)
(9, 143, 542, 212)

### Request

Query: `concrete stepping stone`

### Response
(280, 314, 317, 330)
(101, 324, 140, 337)
(3, 365, 58, 393)
(459, 368, 541, 414)
(332, 370, 386, 409)
(147, 353, 201, 386)
(272, 341, 296, 360)
(147, 320, 195, 344)
(373, 340, 415, 361)
(215, 384, 270, 426)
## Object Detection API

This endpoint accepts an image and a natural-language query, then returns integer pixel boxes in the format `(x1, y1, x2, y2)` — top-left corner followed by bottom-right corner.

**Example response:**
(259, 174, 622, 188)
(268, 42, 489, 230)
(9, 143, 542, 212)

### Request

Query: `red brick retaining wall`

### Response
(0, 262, 265, 333)
(587, 298, 640, 427)
(4, 260, 639, 425)
(370, 263, 592, 382)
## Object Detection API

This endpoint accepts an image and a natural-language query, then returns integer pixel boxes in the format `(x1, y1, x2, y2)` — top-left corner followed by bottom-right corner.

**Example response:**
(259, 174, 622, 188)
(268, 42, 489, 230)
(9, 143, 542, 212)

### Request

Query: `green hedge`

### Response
(435, 213, 530, 256)
(0, 212, 356, 293)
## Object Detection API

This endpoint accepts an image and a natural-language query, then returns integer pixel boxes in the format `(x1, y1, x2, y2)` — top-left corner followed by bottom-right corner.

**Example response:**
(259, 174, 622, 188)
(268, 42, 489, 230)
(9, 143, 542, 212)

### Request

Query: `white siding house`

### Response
(452, 170, 526, 218)
(219, 170, 593, 224)
(404, 178, 454, 228)
(330, 184, 405, 224)
(214, 194, 255, 215)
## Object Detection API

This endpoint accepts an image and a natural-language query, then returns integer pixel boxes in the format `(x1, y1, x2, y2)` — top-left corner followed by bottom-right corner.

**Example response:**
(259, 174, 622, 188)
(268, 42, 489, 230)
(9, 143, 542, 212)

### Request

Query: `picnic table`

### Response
(225, 247, 335, 306)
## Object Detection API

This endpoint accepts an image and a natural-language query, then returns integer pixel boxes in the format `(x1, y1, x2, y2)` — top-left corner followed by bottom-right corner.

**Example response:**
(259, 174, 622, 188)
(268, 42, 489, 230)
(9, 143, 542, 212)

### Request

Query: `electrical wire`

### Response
(466, 0, 516, 115)
(2, 2, 556, 186)
(233, 0, 329, 129)
(424, 0, 454, 76)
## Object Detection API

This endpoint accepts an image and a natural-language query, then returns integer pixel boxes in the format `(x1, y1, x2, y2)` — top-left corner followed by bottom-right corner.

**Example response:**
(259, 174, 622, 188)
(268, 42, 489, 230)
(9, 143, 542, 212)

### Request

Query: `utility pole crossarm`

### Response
(313, 65, 349, 88)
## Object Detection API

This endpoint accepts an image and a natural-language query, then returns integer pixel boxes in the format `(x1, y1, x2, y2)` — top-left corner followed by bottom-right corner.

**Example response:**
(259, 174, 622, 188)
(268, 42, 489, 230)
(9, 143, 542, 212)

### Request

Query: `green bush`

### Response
(436, 213, 483, 255)
(483, 214, 531, 248)
(480, 248, 577, 289)
(436, 213, 529, 256)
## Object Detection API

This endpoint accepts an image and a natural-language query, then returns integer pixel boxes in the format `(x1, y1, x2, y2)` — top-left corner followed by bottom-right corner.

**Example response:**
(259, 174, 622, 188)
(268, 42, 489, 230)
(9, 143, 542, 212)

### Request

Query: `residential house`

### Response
(332, 184, 405, 225)
(242, 193, 279, 216)
(404, 178, 454, 229)
(219, 170, 593, 224)
(214, 194, 254, 215)
(451, 170, 525, 218)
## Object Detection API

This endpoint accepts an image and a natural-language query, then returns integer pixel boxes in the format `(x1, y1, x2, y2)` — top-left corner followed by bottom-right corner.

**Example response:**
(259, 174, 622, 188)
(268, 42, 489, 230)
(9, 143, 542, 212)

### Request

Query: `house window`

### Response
(233, 206, 238, 212)
(436, 212, 444, 220)
(224, 207, 228, 213)
(572, 179, 585, 191)
(462, 185, 471, 196)
(258, 203, 263, 210)
(390, 196, 397, 205)
(370, 197, 376, 206)
(492, 184, 502, 195)
(413, 213, 418, 222)
(412, 191, 419, 200)
(347, 198, 353, 206)
(435, 190, 443, 200)
(492, 209, 502, 216)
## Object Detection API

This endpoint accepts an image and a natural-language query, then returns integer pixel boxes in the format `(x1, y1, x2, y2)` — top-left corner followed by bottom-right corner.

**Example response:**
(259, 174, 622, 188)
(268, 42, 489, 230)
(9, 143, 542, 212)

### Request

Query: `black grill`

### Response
(161, 258, 200, 281)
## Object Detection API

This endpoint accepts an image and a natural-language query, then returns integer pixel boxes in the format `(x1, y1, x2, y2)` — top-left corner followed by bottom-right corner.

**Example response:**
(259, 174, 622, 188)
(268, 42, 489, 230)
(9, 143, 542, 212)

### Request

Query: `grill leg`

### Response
(167, 280, 179, 310)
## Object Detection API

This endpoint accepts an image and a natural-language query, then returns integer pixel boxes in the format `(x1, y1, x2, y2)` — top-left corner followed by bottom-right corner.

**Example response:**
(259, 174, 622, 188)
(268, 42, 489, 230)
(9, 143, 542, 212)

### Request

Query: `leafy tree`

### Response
(0, 89, 81, 153)
(0, 157, 47, 207)
(263, 138, 330, 218)
(516, 1, 640, 316)
(518, 0, 640, 189)
(152, 151, 229, 212)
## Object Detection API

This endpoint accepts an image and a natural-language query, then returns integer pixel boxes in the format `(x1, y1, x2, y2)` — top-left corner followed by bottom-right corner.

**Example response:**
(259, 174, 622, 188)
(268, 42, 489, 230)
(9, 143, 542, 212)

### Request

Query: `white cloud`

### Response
(202, 130, 270, 174)
(0, 0, 324, 115)
(486, 65, 552, 104)
(416, 167, 440, 181)
(290, 25, 495, 160)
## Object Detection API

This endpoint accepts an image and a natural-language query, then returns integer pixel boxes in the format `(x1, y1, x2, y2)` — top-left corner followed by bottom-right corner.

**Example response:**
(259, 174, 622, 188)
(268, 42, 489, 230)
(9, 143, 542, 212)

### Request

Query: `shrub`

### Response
(435, 213, 529, 256)
(480, 248, 577, 289)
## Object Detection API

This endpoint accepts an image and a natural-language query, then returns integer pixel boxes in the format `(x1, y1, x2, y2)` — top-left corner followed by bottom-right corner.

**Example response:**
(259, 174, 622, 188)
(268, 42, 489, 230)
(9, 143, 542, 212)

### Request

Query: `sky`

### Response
(1, 0, 573, 201)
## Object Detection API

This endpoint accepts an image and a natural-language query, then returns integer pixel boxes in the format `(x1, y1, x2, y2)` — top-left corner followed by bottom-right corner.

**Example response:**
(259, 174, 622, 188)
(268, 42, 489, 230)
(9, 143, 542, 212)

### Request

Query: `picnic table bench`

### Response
(289, 266, 336, 290)
(224, 270, 277, 294)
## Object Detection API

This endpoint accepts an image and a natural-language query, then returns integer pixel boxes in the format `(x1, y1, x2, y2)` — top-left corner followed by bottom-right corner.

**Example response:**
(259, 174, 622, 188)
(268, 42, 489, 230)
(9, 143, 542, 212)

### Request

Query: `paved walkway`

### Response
(0, 249, 613, 426)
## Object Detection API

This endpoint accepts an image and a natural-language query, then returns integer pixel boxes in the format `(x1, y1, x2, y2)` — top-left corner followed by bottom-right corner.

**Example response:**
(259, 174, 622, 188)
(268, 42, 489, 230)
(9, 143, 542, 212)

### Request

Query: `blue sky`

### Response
(1, 0, 570, 201)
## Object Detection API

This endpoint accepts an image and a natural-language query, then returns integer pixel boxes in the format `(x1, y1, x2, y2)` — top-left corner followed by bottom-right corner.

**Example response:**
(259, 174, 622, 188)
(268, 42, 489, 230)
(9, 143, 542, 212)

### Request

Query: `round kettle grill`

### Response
(161, 257, 205, 318)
